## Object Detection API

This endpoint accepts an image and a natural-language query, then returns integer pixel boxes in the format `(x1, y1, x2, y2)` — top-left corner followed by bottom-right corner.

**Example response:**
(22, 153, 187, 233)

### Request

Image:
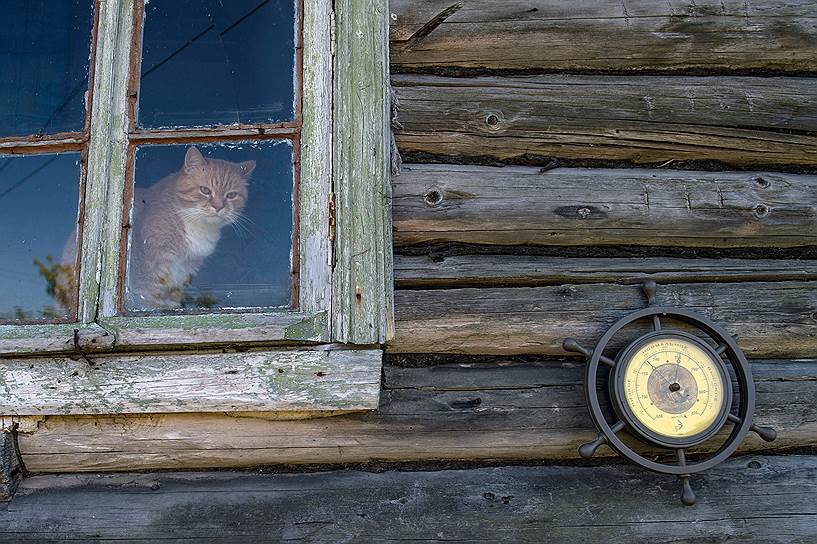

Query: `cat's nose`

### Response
(211, 200, 225, 212)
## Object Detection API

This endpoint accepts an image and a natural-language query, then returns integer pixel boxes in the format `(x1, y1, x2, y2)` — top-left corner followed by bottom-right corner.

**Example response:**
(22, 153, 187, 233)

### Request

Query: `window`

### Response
(0, 0, 392, 416)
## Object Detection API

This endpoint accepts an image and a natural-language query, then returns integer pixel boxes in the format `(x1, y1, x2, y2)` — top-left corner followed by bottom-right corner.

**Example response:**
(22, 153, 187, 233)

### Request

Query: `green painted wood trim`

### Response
(298, 0, 333, 315)
(0, 348, 381, 415)
(85, 0, 134, 322)
(0, 323, 114, 356)
(332, 0, 394, 344)
(96, 0, 136, 318)
(100, 310, 329, 347)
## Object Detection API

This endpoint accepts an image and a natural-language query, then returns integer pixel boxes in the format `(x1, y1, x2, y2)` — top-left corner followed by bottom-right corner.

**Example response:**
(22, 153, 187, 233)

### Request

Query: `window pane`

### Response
(126, 142, 294, 313)
(138, 0, 297, 128)
(0, 154, 81, 321)
(0, 1, 94, 137)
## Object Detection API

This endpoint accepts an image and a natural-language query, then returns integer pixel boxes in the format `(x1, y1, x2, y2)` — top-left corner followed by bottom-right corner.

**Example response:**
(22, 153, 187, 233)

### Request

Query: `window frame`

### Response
(0, 0, 392, 416)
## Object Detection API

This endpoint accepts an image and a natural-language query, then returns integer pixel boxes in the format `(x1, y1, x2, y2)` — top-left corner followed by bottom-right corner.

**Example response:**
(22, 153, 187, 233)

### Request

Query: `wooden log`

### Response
(390, 282, 817, 357)
(395, 255, 817, 288)
(17, 359, 815, 472)
(392, 164, 817, 247)
(0, 349, 381, 415)
(389, 0, 817, 72)
(4, 455, 817, 541)
(392, 75, 817, 167)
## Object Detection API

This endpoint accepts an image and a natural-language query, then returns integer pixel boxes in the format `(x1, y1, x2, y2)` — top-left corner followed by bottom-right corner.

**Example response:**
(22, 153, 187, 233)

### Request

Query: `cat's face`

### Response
(175, 147, 255, 226)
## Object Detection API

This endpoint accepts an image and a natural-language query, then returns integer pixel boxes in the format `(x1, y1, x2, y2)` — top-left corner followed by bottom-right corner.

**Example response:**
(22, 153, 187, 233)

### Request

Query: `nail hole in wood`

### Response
(486, 114, 499, 127)
(755, 176, 770, 189)
(748, 460, 762, 469)
(754, 203, 770, 218)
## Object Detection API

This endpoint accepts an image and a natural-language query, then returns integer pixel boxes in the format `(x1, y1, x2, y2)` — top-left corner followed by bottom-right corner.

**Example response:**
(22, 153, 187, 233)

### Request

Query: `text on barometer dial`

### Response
(622, 338, 725, 438)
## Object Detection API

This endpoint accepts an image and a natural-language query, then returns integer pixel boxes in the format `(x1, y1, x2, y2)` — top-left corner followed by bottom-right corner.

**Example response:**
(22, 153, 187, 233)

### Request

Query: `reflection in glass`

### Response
(139, 0, 297, 128)
(0, 1, 93, 137)
(126, 142, 293, 313)
(0, 154, 81, 321)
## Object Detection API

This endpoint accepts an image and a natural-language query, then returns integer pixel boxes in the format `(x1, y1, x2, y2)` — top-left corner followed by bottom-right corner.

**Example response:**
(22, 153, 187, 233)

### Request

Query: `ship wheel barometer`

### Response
(563, 280, 777, 505)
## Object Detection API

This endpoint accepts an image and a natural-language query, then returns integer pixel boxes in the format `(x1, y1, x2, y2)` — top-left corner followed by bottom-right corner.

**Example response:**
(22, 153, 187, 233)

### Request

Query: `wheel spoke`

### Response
(578, 421, 625, 458)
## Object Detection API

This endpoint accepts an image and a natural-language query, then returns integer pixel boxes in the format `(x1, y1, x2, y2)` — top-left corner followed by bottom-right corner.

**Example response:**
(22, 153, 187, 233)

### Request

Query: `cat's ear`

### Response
(184, 147, 206, 172)
(239, 160, 256, 177)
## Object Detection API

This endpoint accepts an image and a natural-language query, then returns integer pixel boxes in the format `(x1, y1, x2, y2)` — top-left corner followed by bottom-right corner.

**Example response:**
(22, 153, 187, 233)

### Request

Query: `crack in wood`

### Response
(401, 2, 463, 52)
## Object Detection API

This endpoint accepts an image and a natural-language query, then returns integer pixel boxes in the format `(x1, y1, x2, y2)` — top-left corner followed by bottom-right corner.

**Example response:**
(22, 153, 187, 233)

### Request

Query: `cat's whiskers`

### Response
(225, 211, 254, 241)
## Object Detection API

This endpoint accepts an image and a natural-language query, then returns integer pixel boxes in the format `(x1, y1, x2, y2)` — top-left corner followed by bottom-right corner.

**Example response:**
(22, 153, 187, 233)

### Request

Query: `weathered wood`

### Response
(92, 0, 134, 319)
(332, 0, 395, 344)
(0, 349, 381, 416)
(391, 282, 817, 357)
(392, 75, 817, 167)
(17, 358, 814, 472)
(298, 0, 334, 315)
(3, 456, 817, 542)
(395, 254, 817, 288)
(0, 432, 21, 501)
(393, 164, 817, 248)
(389, 0, 817, 72)
(100, 311, 329, 347)
(0, 323, 114, 356)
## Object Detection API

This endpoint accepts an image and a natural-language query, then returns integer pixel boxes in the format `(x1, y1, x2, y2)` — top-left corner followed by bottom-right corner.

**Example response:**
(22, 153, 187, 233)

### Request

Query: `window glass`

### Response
(138, 0, 297, 128)
(0, 0, 94, 137)
(0, 154, 81, 321)
(125, 141, 293, 313)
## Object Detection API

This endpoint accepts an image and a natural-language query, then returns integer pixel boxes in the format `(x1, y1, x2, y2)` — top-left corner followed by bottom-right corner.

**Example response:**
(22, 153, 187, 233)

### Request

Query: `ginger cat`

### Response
(127, 146, 255, 309)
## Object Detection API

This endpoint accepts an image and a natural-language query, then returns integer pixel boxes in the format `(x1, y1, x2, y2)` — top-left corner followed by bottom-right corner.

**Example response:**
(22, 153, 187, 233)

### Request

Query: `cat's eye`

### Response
(225, 192, 239, 200)
(199, 186, 211, 196)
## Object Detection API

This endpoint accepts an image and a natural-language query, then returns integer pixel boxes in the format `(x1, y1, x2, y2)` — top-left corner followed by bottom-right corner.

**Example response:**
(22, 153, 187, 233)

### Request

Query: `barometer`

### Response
(563, 280, 776, 505)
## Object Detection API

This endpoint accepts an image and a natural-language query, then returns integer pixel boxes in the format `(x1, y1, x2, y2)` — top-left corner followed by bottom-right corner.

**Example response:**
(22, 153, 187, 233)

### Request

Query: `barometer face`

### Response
(613, 332, 732, 447)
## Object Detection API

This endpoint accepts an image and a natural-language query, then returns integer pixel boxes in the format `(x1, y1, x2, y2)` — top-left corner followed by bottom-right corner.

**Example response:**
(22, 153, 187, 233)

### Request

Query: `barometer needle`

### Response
(647, 361, 674, 387)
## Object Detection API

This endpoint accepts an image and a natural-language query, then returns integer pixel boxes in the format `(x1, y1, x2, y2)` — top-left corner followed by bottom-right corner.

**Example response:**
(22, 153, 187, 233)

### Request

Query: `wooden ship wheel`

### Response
(563, 280, 777, 505)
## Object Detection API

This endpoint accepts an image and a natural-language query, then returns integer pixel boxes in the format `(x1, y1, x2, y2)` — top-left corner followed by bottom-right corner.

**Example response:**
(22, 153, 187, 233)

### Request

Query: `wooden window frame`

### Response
(0, 0, 392, 417)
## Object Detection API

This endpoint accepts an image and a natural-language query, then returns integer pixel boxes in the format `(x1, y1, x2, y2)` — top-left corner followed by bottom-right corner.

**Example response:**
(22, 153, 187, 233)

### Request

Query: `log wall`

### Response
(13, 0, 817, 494)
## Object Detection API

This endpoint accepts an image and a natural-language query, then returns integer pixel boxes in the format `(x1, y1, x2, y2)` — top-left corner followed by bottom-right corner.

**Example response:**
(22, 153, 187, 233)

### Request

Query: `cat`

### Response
(126, 146, 255, 309)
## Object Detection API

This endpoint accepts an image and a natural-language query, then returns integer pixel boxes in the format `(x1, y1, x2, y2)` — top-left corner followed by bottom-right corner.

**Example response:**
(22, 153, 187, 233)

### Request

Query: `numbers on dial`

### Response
(622, 337, 725, 439)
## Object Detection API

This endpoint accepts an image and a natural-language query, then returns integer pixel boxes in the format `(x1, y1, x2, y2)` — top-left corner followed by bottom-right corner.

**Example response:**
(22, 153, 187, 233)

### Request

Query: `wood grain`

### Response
(392, 74, 817, 167)
(3, 456, 817, 541)
(17, 359, 814, 472)
(395, 254, 817, 288)
(100, 311, 329, 348)
(332, 0, 395, 344)
(390, 282, 817, 357)
(389, 0, 817, 72)
(0, 323, 114, 356)
(0, 349, 381, 415)
(392, 164, 817, 247)
(298, 0, 334, 315)
(85, 0, 134, 321)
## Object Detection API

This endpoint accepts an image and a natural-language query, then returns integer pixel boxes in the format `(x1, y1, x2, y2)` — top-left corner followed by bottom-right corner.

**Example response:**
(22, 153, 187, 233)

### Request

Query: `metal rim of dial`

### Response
(585, 306, 755, 475)
(610, 330, 733, 449)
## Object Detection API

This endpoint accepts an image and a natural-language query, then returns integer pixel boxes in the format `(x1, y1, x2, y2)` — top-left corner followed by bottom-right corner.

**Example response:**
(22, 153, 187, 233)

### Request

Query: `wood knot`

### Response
(449, 397, 482, 409)
(423, 189, 444, 207)
(484, 111, 504, 132)
(754, 176, 770, 189)
(753, 203, 770, 218)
